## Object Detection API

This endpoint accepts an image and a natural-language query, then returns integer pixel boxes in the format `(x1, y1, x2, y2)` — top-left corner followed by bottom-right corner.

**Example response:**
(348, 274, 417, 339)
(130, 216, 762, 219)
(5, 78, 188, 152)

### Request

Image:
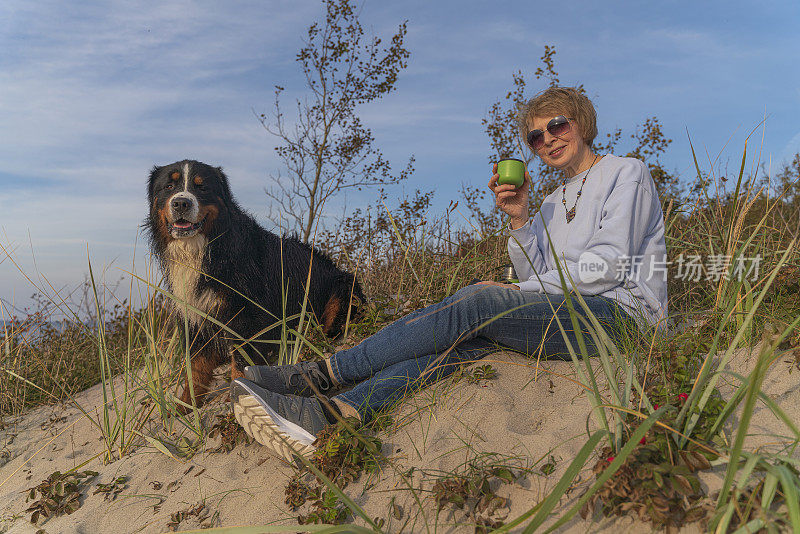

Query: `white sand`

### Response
(1, 344, 798, 533)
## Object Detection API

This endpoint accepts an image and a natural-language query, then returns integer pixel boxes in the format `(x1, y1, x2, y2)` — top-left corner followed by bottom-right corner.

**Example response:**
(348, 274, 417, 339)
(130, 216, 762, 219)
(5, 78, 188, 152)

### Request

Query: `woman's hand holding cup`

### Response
(489, 163, 530, 230)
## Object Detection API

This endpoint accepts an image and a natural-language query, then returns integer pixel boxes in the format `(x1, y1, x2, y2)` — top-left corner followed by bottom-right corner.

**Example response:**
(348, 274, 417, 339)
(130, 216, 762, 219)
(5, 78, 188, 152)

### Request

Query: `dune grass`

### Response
(2, 141, 800, 532)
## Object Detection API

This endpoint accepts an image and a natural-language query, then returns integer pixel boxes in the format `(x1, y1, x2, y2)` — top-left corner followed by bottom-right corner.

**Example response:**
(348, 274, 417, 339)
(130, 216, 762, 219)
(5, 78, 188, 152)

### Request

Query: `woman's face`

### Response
(527, 114, 589, 172)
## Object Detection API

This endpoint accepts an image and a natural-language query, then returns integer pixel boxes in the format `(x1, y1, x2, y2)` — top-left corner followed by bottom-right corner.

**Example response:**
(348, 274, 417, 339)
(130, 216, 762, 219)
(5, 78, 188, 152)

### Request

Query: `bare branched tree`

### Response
(465, 47, 570, 233)
(625, 116, 680, 202)
(259, 0, 415, 242)
(470, 45, 679, 231)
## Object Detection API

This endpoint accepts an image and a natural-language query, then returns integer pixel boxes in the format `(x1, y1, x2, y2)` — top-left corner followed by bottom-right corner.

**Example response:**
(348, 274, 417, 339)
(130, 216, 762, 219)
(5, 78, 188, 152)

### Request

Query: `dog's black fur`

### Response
(145, 160, 364, 408)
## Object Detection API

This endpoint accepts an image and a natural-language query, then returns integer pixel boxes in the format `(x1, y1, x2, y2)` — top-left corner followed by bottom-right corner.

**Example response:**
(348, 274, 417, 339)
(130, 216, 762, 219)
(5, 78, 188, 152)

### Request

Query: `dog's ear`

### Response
(214, 166, 234, 200)
(147, 165, 162, 203)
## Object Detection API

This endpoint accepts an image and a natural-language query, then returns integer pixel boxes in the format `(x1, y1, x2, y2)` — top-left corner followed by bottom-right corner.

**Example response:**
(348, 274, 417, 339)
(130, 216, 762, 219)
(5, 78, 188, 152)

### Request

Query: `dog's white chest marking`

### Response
(165, 235, 221, 326)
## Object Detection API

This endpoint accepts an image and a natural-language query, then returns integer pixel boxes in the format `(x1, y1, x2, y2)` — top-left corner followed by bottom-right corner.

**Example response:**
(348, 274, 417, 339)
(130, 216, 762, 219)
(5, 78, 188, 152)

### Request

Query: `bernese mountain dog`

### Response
(145, 160, 364, 410)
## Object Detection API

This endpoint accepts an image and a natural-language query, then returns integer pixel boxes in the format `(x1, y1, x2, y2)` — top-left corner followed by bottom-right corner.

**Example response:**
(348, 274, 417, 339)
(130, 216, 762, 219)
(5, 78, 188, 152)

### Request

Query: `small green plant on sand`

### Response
(92, 475, 129, 502)
(431, 461, 517, 532)
(24, 470, 98, 525)
(166, 501, 219, 531)
(207, 412, 252, 453)
(539, 455, 557, 476)
(466, 363, 498, 384)
(297, 487, 351, 525)
(582, 440, 712, 527)
(285, 417, 384, 524)
(577, 339, 725, 528)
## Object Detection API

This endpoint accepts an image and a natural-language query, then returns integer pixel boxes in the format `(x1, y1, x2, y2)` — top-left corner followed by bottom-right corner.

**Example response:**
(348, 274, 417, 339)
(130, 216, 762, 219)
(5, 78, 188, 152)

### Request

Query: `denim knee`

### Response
(450, 284, 505, 308)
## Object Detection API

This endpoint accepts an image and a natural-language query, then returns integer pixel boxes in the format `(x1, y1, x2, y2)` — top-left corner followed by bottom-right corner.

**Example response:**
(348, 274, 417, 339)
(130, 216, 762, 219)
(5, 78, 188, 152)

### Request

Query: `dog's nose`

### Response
(171, 198, 193, 212)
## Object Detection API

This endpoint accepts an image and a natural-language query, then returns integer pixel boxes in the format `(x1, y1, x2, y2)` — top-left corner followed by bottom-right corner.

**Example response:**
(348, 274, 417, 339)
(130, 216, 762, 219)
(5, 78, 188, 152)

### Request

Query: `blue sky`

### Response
(1, 0, 799, 314)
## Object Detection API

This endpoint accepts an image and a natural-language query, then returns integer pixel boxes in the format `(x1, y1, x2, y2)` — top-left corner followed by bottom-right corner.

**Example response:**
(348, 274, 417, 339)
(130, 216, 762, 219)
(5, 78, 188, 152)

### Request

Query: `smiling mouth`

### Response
(169, 216, 206, 235)
(549, 146, 566, 157)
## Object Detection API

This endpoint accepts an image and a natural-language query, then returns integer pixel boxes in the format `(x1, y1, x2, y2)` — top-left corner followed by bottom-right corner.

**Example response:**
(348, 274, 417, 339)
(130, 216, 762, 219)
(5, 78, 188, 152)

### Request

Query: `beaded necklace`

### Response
(561, 155, 598, 223)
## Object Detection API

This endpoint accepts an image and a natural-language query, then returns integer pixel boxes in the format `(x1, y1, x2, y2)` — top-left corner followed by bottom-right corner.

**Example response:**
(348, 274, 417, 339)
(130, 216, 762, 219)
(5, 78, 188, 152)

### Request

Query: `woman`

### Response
(231, 87, 668, 462)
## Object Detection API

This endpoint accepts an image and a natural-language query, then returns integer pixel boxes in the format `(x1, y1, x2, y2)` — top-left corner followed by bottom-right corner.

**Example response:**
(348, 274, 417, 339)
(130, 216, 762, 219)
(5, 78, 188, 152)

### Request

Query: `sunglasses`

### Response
(526, 116, 574, 151)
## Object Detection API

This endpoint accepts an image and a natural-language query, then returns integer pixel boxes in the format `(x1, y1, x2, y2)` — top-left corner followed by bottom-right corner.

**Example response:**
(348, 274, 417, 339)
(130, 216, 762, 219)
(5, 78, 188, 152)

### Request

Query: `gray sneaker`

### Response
(230, 378, 329, 462)
(242, 361, 333, 396)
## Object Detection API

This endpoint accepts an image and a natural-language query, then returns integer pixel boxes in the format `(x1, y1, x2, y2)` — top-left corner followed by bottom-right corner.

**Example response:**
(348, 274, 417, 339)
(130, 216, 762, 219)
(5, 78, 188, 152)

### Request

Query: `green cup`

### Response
(497, 158, 525, 188)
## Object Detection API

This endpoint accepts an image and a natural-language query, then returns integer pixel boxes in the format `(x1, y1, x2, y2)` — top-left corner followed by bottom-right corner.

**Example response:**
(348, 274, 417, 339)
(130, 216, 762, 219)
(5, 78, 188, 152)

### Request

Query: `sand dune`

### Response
(1, 345, 798, 533)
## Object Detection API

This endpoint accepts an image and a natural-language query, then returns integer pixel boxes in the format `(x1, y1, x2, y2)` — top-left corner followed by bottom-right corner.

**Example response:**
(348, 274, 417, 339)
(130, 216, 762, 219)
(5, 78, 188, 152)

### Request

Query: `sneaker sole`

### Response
(231, 382, 317, 462)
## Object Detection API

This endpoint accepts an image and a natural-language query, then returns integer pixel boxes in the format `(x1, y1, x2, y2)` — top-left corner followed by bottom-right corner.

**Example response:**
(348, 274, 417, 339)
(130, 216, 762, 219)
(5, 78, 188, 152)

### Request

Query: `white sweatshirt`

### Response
(507, 154, 668, 331)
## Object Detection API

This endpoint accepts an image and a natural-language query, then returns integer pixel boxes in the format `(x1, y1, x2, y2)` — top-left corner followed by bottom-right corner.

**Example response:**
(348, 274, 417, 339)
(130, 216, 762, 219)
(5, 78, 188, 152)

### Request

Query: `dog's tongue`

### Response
(174, 221, 192, 229)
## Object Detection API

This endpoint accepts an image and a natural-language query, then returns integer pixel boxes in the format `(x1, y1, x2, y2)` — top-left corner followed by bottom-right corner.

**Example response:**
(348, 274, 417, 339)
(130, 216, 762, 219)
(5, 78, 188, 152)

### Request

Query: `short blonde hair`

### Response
(517, 87, 598, 148)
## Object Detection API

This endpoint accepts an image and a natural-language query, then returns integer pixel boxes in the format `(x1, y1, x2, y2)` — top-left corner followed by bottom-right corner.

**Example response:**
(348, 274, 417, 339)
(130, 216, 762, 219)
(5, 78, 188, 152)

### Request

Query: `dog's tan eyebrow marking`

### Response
(193, 176, 204, 185)
(170, 172, 180, 181)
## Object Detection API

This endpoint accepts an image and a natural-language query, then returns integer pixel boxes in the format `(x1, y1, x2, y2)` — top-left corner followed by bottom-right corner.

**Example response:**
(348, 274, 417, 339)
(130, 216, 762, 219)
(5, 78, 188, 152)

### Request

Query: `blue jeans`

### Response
(331, 284, 636, 423)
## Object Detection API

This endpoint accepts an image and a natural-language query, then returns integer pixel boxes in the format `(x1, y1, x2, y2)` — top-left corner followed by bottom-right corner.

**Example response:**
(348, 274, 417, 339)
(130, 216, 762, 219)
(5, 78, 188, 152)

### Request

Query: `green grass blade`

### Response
(709, 367, 800, 441)
(775, 465, 800, 531)
(489, 429, 607, 533)
(682, 239, 795, 443)
(687, 132, 724, 241)
(761, 471, 779, 510)
(517, 226, 612, 440)
(382, 200, 422, 285)
(714, 501, 737, 534)
(731, 519, 766, 534)
(292, 449, 383, 532)
(735, 454, 761, 490)
(716, 340, 775, 508)
(444, 232, 500, 295)
(541, 405, 668, 533)
(725, 138, 748, 250)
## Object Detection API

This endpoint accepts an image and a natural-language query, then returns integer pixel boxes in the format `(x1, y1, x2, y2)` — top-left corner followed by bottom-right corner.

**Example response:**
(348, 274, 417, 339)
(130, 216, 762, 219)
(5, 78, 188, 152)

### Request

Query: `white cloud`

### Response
(781, 131, 800, 163)
(0, 0, 325, 308)
(2, 0, 799, 312)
